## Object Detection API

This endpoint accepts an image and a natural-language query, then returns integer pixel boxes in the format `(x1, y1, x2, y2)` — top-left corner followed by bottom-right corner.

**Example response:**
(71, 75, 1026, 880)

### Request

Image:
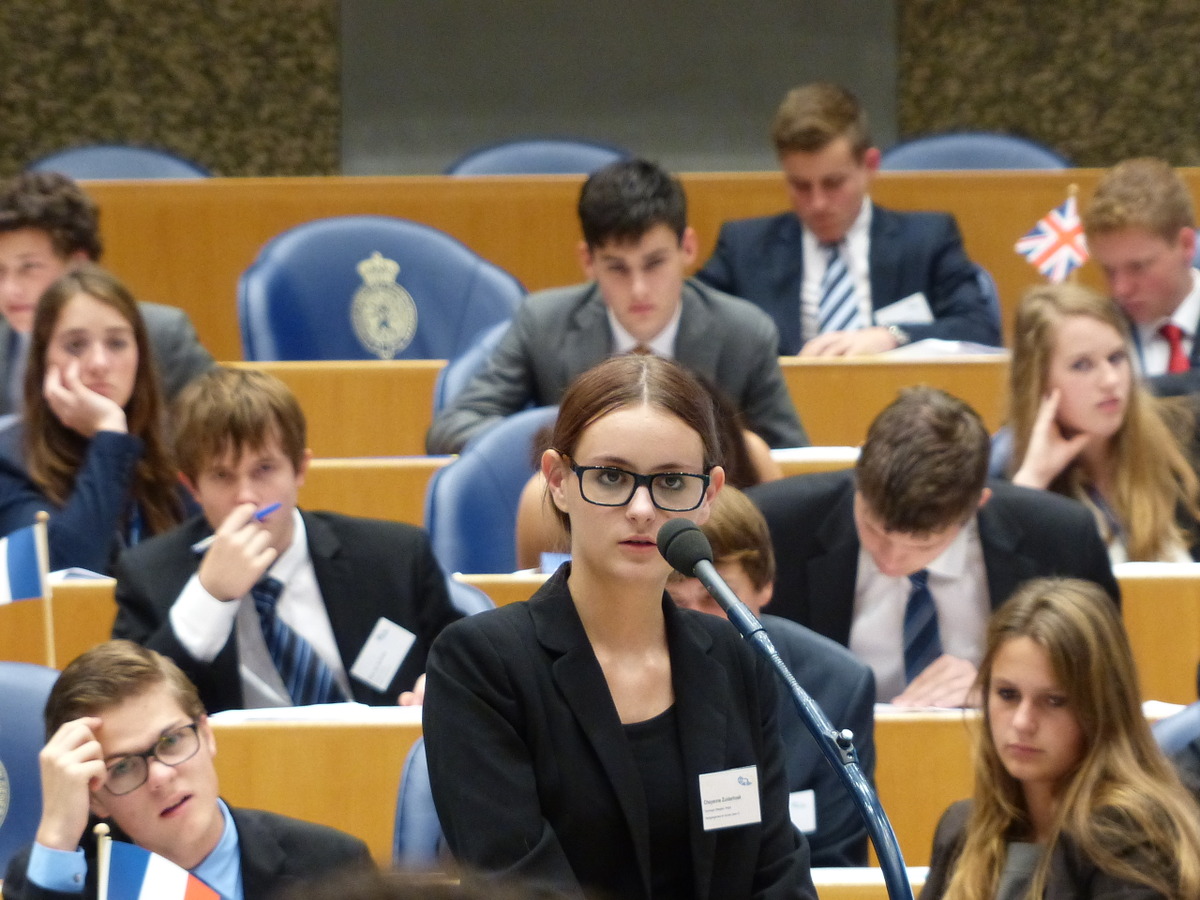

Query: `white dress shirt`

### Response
(169, 509, 352, 707)
(848, 517, 990, 702)
(800, 200, 874, 344)
(1136, 267, 1200, 376)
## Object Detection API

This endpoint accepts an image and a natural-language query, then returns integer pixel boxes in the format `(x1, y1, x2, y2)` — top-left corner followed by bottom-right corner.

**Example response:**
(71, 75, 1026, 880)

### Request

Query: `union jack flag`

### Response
(1015, 196, 1089, 283)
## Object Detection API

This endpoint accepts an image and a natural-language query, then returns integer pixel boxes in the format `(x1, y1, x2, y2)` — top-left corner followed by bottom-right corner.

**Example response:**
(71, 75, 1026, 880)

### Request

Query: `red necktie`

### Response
(1160, 323, 1190, 374)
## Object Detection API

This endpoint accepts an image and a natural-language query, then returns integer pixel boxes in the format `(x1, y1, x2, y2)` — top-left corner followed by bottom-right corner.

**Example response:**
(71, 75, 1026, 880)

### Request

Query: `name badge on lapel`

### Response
(350, 617, 415, 692)
(699, 765, 762, 831)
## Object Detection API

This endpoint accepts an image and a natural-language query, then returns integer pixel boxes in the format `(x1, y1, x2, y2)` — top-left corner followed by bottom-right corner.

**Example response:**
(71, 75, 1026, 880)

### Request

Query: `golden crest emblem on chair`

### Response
(351, 252, 419, 359)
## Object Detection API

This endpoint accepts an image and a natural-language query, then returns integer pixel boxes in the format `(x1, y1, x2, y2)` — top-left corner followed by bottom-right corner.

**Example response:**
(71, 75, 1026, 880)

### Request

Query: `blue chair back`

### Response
(447, 138, 631, 175)
(27, 144, 209, 179)
(1153, 701, 1200, 755)
(444, 577, 495, 616)
(238, 216, 524, 361)
(0, 662, 60, 872)
(880, 132, 1069, 171)
(432, 320, 511, 414)
(393, 738, 443, 867)
(425, 406, 558, 574)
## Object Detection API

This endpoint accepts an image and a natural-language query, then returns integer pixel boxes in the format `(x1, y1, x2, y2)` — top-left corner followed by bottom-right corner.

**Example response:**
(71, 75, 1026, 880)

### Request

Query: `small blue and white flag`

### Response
(0, 521, 45, 604)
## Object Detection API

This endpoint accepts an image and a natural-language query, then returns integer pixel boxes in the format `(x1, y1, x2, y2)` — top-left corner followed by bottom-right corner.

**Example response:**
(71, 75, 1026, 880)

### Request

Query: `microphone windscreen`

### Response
(656, 518, 714, 576)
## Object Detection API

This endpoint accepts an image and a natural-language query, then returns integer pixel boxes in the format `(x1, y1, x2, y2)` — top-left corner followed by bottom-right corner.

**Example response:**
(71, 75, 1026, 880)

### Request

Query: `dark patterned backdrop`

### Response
(0, 1, 339, 176)
(897, 0, 1200, 166)
(3, 3, 1197, 175)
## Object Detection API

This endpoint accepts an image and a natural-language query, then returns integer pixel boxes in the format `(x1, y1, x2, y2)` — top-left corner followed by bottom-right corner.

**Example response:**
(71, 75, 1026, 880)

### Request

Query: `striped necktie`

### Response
(252, 577, 347, 706)
(903, 569, 942, 683)
(817, 243, 861, 334)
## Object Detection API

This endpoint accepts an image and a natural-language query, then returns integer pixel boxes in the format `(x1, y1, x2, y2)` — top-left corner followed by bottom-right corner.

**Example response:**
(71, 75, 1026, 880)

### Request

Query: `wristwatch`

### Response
(886, 325, 911, 348)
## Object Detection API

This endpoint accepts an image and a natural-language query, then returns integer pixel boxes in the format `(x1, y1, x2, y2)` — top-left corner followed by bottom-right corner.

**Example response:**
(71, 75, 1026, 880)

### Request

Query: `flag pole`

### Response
(95, 822, 111, 900)
(1066, 183, 1081, 284)
(34, 511, 56, 669)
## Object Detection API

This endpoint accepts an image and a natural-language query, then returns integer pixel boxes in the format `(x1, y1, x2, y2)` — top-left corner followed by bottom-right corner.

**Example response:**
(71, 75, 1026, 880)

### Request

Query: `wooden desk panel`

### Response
(1117, 568, 1200, 705)
(0, 580, 116, 668)
(211, 718, 423, 866)
(300, 456, 452, 526)
(89, 171, 1115, 361)
(228, 360, 444, 458)
(872, 712, 975, 868)
(782, 355, 1010, 447)
(456, 573, 549, 607)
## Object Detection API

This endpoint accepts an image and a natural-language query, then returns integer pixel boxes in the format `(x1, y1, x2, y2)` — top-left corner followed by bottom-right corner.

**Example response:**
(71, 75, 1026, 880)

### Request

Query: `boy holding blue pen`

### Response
(110, 367, 461, 713)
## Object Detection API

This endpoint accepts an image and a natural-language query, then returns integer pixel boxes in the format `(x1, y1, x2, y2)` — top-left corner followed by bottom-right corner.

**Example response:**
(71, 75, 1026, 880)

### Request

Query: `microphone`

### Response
(656, 518, 767, 643)
(656, 517, 914, 900)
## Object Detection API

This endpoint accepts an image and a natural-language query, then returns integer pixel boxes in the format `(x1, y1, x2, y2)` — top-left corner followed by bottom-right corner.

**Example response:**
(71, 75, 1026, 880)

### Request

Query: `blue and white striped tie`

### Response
(252, 577, 347, 706)
(903, 569, 942, 683)
(817, 243, 862, 334)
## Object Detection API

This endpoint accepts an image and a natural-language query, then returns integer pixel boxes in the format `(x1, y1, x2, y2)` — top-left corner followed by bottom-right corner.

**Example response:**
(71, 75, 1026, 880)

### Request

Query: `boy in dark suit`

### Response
(748, 387, 1119, 707)
(112, 367, 460, 712)
(697, 82, 999, 357)
(3, 640, 371, 899)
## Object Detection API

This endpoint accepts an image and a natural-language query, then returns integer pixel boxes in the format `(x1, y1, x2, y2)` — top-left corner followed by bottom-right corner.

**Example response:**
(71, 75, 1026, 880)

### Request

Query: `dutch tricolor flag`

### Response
(106, 841, 220, 900)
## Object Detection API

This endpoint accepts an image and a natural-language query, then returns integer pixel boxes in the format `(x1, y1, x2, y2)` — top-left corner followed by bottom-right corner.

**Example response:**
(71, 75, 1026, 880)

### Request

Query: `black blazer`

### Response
(2, 805, 372, 900)
(921, 800, 1173, 900)
(746, 470, 1120, 647)
(423, 568, 817, 900)
(112, 510, 461, 712)
(696, 207, 1001, 355)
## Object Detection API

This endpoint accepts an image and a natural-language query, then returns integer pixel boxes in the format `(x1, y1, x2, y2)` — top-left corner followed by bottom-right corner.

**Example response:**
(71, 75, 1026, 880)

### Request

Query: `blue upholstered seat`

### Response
(880, 132, 1069, 171)
(425, 406, 558, 575)
(238, 215, 524, 361)
(446, 138, 631, 175)
(0, 662, 61, 872)
(26, 144, 209, 179)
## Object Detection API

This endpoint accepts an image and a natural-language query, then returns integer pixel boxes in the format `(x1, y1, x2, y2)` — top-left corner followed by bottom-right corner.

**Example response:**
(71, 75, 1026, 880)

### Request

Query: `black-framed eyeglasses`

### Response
(568, 462, 710, 511)
(103, 722, 202, 796)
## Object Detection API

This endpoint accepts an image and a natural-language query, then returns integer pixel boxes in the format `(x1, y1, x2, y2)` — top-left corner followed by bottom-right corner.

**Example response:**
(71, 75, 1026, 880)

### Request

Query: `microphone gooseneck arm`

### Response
(658, 519, 913, 900)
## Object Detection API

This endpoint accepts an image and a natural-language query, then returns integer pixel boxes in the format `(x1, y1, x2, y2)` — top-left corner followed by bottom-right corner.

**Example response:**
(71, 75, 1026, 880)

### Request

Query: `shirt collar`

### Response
(607, 301, 682, 358)
(191, 799, 241, 899)
(265, 508, 309, 587)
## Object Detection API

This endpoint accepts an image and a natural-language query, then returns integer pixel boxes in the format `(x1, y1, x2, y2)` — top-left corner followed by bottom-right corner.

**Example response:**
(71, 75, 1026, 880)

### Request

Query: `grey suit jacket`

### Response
(0, 301, 214, 415)
(746, 470, 1121, 649)
(426, 278, 807, 453)
(2, 805, 372, 900)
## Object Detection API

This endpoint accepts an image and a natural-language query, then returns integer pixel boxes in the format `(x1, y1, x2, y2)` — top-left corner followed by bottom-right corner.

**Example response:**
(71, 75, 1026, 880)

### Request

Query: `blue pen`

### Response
(190, 502, 283, 554)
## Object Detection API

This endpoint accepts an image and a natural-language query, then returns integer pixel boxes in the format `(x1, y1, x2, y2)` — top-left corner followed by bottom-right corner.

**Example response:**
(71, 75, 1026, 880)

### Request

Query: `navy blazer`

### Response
(746, 470, 1120, 648)
(2, 805, 371, 900)
(697, 207, 1001, 354)
(424, 568, 817, 899)
(112, 510, 461, 712)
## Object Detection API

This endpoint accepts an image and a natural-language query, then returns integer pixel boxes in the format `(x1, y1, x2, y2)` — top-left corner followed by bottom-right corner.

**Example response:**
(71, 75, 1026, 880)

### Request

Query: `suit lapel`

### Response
(806, 481, 862, 644)
(977, 489, 1033, 611)
(562, 284, 614, 382)
(674, 281, 718, 373)
(529, 578, 654, 895)
(231, 807, 288, 896)
(767, 217, 805, 352)
(302, 512, 375, 702)
(867, 206, 903, 315)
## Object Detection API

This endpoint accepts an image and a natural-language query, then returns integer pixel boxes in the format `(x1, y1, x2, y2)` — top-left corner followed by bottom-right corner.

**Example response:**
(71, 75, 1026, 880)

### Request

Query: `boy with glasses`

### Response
(3, 640, 371, 899)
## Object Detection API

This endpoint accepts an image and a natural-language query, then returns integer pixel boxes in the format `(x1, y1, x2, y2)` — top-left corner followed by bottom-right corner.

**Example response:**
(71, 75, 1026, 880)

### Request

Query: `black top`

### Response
(626, 705, 693, 899)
